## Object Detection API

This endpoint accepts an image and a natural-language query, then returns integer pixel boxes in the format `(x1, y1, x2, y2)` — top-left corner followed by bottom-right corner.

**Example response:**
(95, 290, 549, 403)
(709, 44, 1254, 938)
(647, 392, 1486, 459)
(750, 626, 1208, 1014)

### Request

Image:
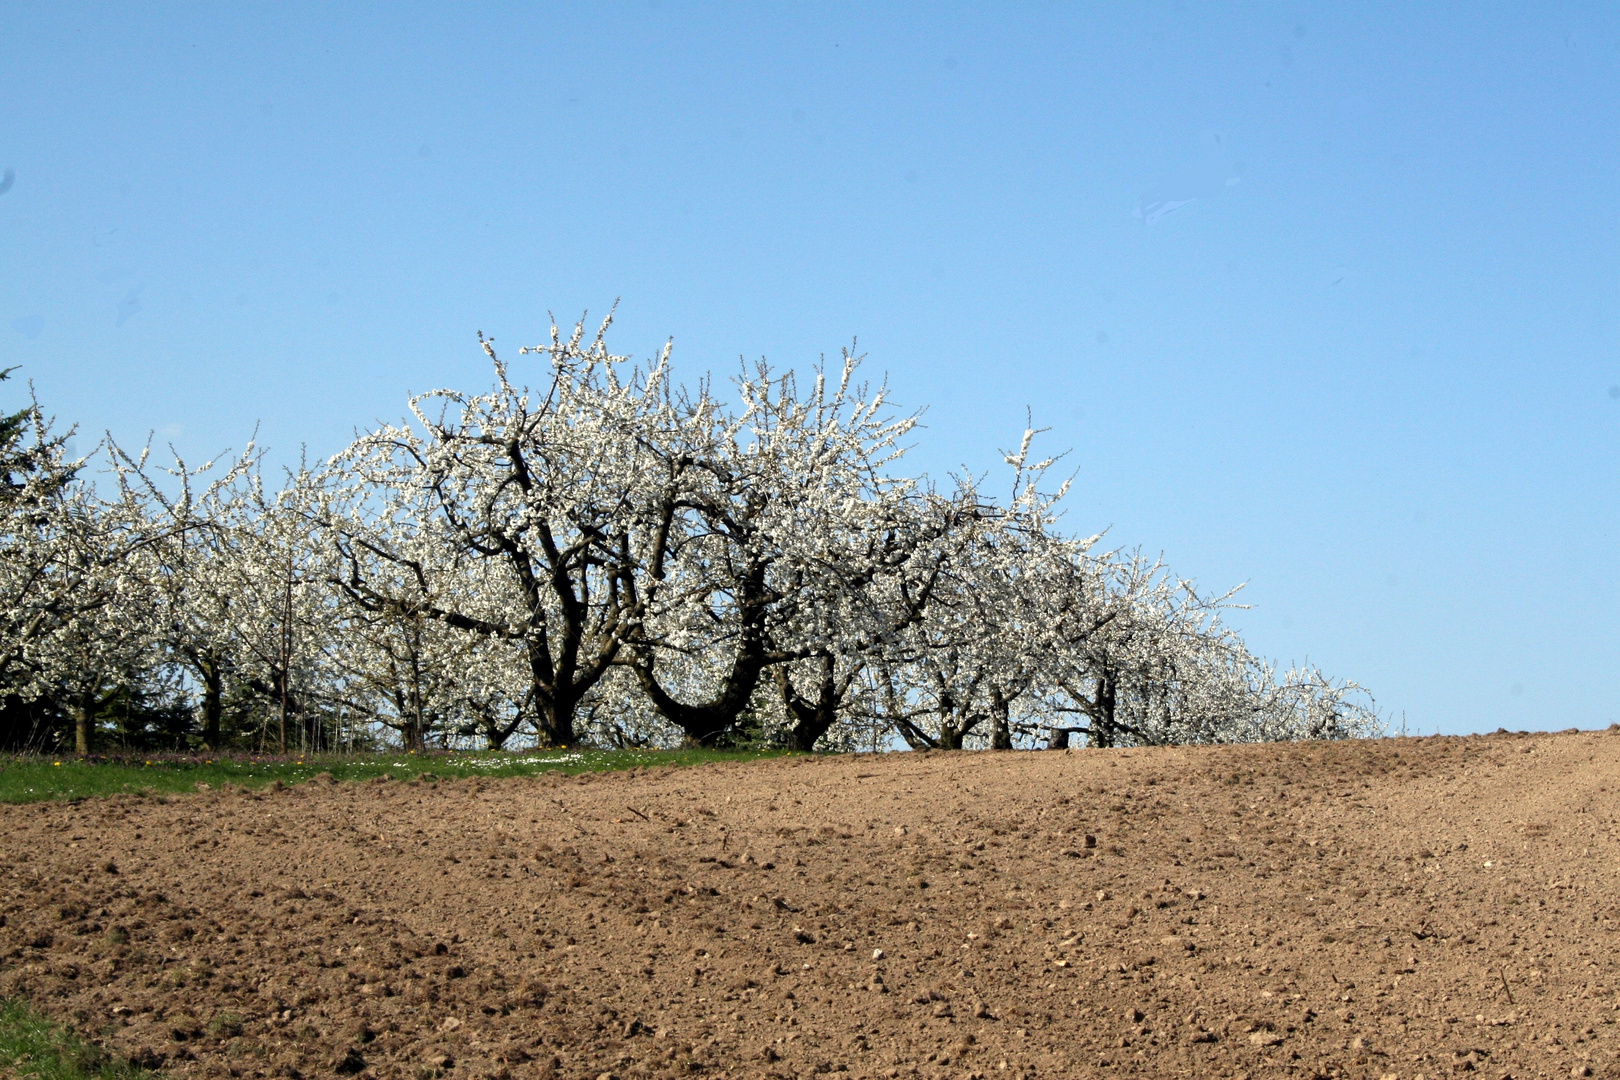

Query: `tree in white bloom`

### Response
(1039, 553, 1380, 748)
(323, 544, 532, 751)
(0, 315, 1382, 755)
(0, 375, 89, 701)
(2, 435, 177, 754)
(326, 315, 677, 747)
(109, 440, 269, 751)
(145, 457, 339, 753)
(620, 354, 961, 748)
(867, 430, 1092, 750)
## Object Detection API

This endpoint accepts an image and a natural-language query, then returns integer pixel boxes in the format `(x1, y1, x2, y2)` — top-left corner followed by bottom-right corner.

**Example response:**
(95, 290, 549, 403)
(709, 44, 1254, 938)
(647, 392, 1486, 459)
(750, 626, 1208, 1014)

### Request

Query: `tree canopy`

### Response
(0, 316, 1380, 754)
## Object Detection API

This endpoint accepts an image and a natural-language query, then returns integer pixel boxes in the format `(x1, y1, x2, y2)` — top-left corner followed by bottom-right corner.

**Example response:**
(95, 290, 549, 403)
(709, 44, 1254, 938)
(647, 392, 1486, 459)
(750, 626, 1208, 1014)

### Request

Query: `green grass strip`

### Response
(0, 998, 147, 1080)
(0, 747, 792, 804)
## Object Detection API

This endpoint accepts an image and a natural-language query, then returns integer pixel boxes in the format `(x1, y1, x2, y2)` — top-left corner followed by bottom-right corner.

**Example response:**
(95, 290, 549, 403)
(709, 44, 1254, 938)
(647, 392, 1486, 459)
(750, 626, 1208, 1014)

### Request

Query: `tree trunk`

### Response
(532, 696, 577, 748)
(525, 637, 578, 748)
(74, 688, 96, 756)
(631, 637, 768, 748)
(892, 716, 938, 751)
(1046, 727, 1071, 750)
(936, 719, 969, 751)
(1092, 673, 1118, 748)
(405, 641, 426, 753)
(777, 656, 841, 753)
(480, 710, 523, 750)
(989, 688, 1013, 750)
(199, 656, 223, 751)
(249, 674, 320, 754)
(629, 561, 772, 748)
(277, 668, 288, 754)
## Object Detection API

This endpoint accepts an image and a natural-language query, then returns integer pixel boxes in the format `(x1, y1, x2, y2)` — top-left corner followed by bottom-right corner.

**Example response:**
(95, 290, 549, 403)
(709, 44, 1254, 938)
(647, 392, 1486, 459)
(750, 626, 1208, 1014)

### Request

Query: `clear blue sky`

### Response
(3, 3, 1618, 736)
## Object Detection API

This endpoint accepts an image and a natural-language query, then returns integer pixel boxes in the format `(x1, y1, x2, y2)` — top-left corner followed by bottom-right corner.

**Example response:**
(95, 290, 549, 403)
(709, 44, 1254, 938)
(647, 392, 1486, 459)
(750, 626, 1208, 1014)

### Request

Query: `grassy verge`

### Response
(0, 998, 145, 1080)
(0, 747, 791, 804)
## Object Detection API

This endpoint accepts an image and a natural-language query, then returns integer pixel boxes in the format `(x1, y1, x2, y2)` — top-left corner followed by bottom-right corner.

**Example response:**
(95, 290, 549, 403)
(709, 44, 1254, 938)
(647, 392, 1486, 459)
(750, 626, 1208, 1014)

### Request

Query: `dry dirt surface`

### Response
(4, 732, 1620, 1080)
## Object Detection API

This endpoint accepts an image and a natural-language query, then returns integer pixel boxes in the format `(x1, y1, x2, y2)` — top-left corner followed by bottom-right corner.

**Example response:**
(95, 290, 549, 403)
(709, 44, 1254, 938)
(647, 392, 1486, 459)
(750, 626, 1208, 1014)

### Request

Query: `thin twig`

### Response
(626, 805, 650, 822)
(1499, 967, 1514, 1006)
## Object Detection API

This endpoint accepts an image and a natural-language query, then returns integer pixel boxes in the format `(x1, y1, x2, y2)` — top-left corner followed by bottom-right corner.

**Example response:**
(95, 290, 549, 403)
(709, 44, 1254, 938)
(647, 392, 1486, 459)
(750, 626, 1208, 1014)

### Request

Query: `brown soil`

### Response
(3, 732, 1620, 1080)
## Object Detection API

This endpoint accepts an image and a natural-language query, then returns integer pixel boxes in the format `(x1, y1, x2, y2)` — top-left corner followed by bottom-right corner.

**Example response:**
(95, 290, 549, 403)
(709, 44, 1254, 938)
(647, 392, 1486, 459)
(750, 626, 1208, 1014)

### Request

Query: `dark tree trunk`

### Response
(526, 624, 571, 748)
(892, 715, 938, 751)
(532, 702, 576, 747)
(630, 563, 772, 748)
(479, 708, 524, 750)
(331, 516, 631, 753)
(931, 678, 977, 751)
(1091, 673, 1118, 748)
(936, 719, 971, 751)
(73, 686, 97, 756)
(531, 684, 578, 748)
(633, 649, 767, 747)
(776, 655, 842, 753)
(989, 688, 1013, 750)
(199, 655, 224, 751)
(400, 688, 426, 752)
(1046, 727, 1071, 750)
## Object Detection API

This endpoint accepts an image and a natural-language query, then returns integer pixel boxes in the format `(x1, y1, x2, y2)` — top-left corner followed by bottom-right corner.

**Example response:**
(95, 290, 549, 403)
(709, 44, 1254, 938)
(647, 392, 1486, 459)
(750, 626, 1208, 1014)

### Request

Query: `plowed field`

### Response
(4, 731, 1620, 1080)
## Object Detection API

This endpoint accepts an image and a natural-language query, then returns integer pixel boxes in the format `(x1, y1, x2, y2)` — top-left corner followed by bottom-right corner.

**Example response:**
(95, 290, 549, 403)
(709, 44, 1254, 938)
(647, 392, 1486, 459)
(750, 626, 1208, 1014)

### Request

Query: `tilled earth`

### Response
(4, 731, 1620, 1080)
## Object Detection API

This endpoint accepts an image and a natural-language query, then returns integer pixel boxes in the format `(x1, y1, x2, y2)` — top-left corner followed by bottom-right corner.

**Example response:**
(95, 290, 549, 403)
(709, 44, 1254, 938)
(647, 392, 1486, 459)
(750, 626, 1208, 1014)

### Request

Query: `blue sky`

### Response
(2, 3, 1618, 735)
